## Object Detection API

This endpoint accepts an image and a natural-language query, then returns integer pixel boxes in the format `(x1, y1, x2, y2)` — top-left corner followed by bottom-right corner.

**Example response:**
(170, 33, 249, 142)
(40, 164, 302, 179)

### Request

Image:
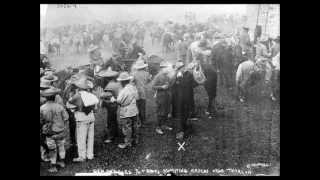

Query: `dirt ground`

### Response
(40, 34, 280, 176)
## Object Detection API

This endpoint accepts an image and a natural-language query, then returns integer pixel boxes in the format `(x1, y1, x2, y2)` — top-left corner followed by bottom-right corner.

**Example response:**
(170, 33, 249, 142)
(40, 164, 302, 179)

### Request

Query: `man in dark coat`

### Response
(171, 61, 197, 139)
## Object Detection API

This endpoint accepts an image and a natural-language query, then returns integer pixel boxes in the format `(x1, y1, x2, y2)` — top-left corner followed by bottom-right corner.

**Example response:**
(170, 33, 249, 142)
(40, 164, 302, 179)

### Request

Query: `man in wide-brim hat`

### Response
(40, 87, 61, 97)
(69, 75, 98, 162)
(131, 60, 152, 128)
(40, 86, 69, 173)
(97, 66, 119, 78)
(132, 59, 148, 70)
(111, 71, 139, 149)
(151, 60, 176, 135)
(100, 67, 122, 144)
(40, 74, 58, 83)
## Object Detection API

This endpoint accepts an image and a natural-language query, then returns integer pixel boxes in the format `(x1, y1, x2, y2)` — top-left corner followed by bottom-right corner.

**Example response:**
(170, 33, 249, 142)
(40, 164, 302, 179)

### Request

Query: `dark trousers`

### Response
(105, 105, 119, 140)
(118, 116, 139, 144)
(156, 91, 171, 128)
(67, 109, 76, 145)
(137, 99, 146, 124)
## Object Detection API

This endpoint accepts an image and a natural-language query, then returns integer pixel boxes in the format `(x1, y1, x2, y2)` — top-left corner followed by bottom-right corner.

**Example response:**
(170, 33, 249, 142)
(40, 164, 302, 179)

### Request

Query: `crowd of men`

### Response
(40, 19, 280, 173)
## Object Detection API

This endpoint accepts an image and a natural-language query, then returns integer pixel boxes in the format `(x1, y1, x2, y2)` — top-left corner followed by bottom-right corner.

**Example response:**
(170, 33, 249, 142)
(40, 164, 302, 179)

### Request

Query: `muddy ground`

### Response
(40, 34, 280, 176)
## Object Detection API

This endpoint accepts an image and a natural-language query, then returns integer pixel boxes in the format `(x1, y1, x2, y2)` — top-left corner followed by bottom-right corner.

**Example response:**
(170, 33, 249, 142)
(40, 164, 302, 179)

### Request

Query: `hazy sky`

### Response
(41, 4, 247, 24)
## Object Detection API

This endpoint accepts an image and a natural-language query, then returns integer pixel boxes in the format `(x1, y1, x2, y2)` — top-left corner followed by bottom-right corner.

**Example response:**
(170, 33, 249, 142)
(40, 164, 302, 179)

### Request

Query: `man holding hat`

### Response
(40, 87, 69, 173)
(151, 61, 175, 135)
(131, 60, 152, 126)
(110, 72, 139, 149)
(68, 77, 99, 162)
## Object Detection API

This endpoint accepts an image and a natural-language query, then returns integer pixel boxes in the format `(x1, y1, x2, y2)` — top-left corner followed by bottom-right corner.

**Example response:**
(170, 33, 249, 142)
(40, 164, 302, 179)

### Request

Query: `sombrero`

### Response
(104, 82, 120, 91)
(88, 44, 100, 53)
(40, 74, 58, 82)
(40, 87, 61, 97)
(117, 72, 133, 81)
(40, 79, 52, 88)
(133, 60, 148, 70)
(97, 67, 119, 78)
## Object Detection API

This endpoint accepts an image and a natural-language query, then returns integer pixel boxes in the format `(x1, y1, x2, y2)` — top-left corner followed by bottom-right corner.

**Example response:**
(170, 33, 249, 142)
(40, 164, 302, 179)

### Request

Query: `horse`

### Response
(210, 41, 236, 90)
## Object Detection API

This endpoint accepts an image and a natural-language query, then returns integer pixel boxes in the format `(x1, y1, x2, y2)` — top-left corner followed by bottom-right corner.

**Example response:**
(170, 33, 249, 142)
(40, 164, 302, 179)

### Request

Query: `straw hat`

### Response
(160, 61, 172, 68)
(40, 79, 52, 88)
(117, 72, 133, 81)
(88, 44, 100, 53)
(133, 60, 148, 70)
(40, 87, 61, 97)
(41, 74, 58, 82)
(97, 67, 119, 78)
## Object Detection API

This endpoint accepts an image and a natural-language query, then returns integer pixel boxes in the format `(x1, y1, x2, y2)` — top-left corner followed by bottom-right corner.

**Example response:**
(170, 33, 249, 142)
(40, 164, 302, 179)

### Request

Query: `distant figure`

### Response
(239, 26, 251, 54)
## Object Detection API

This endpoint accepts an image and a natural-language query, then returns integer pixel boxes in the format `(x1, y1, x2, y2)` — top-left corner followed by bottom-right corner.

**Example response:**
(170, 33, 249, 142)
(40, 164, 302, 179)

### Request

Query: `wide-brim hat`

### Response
(88, 44, 100, 53)
(133, 60, 148, 69)
(97, 67, 119, 77)
(41, 74, 58, 82)
(160, 61, 172, 68)
(117, 72, 133, 81)
(40, 87, 61, 97)
(73, 77, 94, 89)
(40, 79, 52, 88)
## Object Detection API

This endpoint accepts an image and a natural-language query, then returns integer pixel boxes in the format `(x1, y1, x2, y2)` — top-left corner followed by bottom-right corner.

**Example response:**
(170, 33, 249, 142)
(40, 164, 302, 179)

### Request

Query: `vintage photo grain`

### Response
(40, 4, 280, 176)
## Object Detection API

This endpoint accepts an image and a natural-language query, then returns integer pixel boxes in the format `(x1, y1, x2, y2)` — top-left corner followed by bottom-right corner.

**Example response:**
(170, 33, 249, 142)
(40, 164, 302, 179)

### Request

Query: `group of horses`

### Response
(45, 24, 148, 58)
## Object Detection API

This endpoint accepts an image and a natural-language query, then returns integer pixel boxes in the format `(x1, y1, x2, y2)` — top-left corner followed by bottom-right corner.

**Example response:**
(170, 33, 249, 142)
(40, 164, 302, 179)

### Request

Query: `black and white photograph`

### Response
(40, 4, 280, 176)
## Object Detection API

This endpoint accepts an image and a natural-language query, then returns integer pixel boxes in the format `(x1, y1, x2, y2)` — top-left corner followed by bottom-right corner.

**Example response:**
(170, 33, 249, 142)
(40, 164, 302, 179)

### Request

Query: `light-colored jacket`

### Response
(117, 84, 139, 118)
(132, 70, 151, 100)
